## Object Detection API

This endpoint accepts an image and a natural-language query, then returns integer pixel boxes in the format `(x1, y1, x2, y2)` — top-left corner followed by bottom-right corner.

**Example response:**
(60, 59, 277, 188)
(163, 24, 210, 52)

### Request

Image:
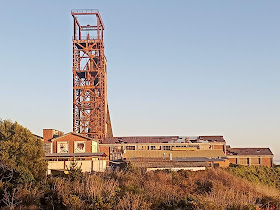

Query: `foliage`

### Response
(226, 165, 280, 189)
(0, 167, 279, 209)
(0, 120, 47, 182)
(1, 120, 280, 209)
(67, 160, 83, 181)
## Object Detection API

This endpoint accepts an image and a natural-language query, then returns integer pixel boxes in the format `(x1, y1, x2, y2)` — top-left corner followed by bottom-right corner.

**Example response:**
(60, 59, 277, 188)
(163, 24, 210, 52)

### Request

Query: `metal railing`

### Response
(71, 9, 99, 14)
(72, 35, 99, 40)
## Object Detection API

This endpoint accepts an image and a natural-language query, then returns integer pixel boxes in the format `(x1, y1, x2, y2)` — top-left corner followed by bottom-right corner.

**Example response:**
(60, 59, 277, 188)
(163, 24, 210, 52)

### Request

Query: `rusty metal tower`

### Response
(71, 9, 113, 141)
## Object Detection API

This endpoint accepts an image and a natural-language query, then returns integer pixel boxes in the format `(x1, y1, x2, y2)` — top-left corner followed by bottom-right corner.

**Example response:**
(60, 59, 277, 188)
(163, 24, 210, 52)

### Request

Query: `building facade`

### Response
(102, 135, 230, 170)
(43, 129, 108, 174)
(102, 136, 227, 161)
(226, 147, 273, 167)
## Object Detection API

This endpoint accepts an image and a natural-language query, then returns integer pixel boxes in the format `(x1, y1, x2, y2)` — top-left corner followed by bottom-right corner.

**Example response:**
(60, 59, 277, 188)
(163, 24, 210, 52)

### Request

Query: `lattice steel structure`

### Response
(72, 9, 113, 141)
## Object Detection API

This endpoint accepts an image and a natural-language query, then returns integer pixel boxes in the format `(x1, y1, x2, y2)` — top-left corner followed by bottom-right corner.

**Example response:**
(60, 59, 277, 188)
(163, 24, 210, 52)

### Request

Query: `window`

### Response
(74, 141, 86, 153)
(247, 158, 250, 165)
(126, 146, 135, 150)
(150, 146, 156, 150)
(139, 146, 147, 150)
(57, 142, 69, 153)
(163, 146, 171, 150)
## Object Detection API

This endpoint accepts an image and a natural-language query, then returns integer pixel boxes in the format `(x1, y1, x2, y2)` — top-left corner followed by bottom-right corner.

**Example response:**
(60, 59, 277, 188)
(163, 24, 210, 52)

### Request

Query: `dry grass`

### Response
(2, 166, 280, 209)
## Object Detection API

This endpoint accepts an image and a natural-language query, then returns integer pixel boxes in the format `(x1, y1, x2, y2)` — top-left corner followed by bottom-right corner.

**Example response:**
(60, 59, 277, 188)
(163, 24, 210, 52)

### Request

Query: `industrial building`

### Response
(227, 147, 273, 167)
(43, 129, 108, 174)
(43, 9, 274, 173)
(102, 136, 226, 159)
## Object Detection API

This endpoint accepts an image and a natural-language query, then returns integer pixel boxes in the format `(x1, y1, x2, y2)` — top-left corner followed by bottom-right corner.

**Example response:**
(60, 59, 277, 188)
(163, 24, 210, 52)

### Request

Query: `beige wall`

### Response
(213, 159, 230, 168)
(227, 155, 273, 167)
(92, 141, 98, 153)
(123, 149, 226, 159)
(102, 142, 226, 160)
(47, 159, 107, 174)
(228, 157, 237, 164)
(104, 142, 225, 154)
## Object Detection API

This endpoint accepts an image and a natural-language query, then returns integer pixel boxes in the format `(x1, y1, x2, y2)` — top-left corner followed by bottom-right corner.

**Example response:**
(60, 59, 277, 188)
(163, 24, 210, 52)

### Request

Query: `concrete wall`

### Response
(47, 159, 107, 174)
(213, 159, 230, 168)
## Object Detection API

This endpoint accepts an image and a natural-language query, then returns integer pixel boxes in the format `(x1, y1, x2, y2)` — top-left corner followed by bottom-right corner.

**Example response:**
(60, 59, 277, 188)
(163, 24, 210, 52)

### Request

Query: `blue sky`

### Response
(0, 1, 279, 158)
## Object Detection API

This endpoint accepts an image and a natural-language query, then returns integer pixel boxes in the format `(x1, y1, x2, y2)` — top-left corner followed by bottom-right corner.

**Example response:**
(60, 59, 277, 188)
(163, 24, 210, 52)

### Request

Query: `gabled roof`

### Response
(227, 148, 273, 156)
(49, 132, 94, 142)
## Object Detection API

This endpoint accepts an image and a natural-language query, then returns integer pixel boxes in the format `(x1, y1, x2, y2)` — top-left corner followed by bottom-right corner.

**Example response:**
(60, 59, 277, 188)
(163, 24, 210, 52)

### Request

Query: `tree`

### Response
(0, 120, 47, 182)
(67, 160, 83, 181)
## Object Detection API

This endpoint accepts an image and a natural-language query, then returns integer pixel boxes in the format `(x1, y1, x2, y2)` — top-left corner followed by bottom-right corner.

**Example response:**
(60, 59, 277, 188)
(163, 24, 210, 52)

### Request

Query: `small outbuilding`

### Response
(226, 147, 273, 167)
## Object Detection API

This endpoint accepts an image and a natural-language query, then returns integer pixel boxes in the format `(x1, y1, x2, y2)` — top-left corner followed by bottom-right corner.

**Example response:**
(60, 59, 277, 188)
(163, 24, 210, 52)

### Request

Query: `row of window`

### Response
(237, 157, 261, 165)
(57, 141, 86, 153)
(125, 145, 200, 151)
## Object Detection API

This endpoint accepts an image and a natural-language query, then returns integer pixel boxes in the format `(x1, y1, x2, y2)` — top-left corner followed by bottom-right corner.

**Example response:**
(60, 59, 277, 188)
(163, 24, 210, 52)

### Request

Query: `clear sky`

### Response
(0, 1, 279, 158)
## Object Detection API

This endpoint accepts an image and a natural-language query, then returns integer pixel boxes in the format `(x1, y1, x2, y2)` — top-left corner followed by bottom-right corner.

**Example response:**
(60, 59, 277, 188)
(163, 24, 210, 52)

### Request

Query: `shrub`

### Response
(67, 160, 83, 182)
(0, 120, 47, 182)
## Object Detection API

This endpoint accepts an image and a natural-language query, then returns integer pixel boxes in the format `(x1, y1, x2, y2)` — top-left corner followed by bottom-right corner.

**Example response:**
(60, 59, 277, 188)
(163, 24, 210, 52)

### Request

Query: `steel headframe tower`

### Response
(71, 9, 113, 142)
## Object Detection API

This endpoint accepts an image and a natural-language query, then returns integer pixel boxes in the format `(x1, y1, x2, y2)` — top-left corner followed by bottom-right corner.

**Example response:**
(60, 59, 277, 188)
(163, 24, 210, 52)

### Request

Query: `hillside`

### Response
(1, 164, 280, 209)
(226, 164, 280, 189)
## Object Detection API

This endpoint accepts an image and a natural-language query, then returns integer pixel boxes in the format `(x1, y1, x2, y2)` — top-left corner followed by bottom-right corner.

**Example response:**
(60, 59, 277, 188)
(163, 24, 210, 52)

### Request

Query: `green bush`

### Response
(0, 120, 47, 182)
(226, 165, 280, 189)
(67, 160, 83, 181)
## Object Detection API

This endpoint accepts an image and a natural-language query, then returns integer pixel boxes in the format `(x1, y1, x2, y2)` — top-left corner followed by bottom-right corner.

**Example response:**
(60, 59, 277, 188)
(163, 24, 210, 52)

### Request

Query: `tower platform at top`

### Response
(72, 9, 112, 142)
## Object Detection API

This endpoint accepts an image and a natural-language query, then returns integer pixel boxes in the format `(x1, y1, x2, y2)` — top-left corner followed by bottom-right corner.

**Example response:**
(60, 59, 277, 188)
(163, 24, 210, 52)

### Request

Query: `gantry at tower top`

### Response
(71, 9, 113, 142)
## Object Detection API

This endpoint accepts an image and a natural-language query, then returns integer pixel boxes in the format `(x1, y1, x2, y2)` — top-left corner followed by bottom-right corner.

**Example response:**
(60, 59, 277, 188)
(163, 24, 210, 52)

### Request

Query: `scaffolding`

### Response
(71, 9, 113, 141)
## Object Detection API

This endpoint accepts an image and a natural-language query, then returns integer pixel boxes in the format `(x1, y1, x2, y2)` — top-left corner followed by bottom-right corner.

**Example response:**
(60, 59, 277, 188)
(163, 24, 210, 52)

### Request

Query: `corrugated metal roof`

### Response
(103, 136, 179, 144)
(196, 136, 225, 143)
(227, 148, 273, 156)
(45, 152, 106, 157)
(131, 161, 209, 168)
(103, 135, 226, 144)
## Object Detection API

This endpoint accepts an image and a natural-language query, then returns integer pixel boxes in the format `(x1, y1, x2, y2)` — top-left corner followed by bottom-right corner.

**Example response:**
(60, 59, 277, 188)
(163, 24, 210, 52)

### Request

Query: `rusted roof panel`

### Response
(227, 148, 273, 156)
(103, 136, 179, 144)
(103, 135, 226, 144)
(45, 152, 106, 157)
